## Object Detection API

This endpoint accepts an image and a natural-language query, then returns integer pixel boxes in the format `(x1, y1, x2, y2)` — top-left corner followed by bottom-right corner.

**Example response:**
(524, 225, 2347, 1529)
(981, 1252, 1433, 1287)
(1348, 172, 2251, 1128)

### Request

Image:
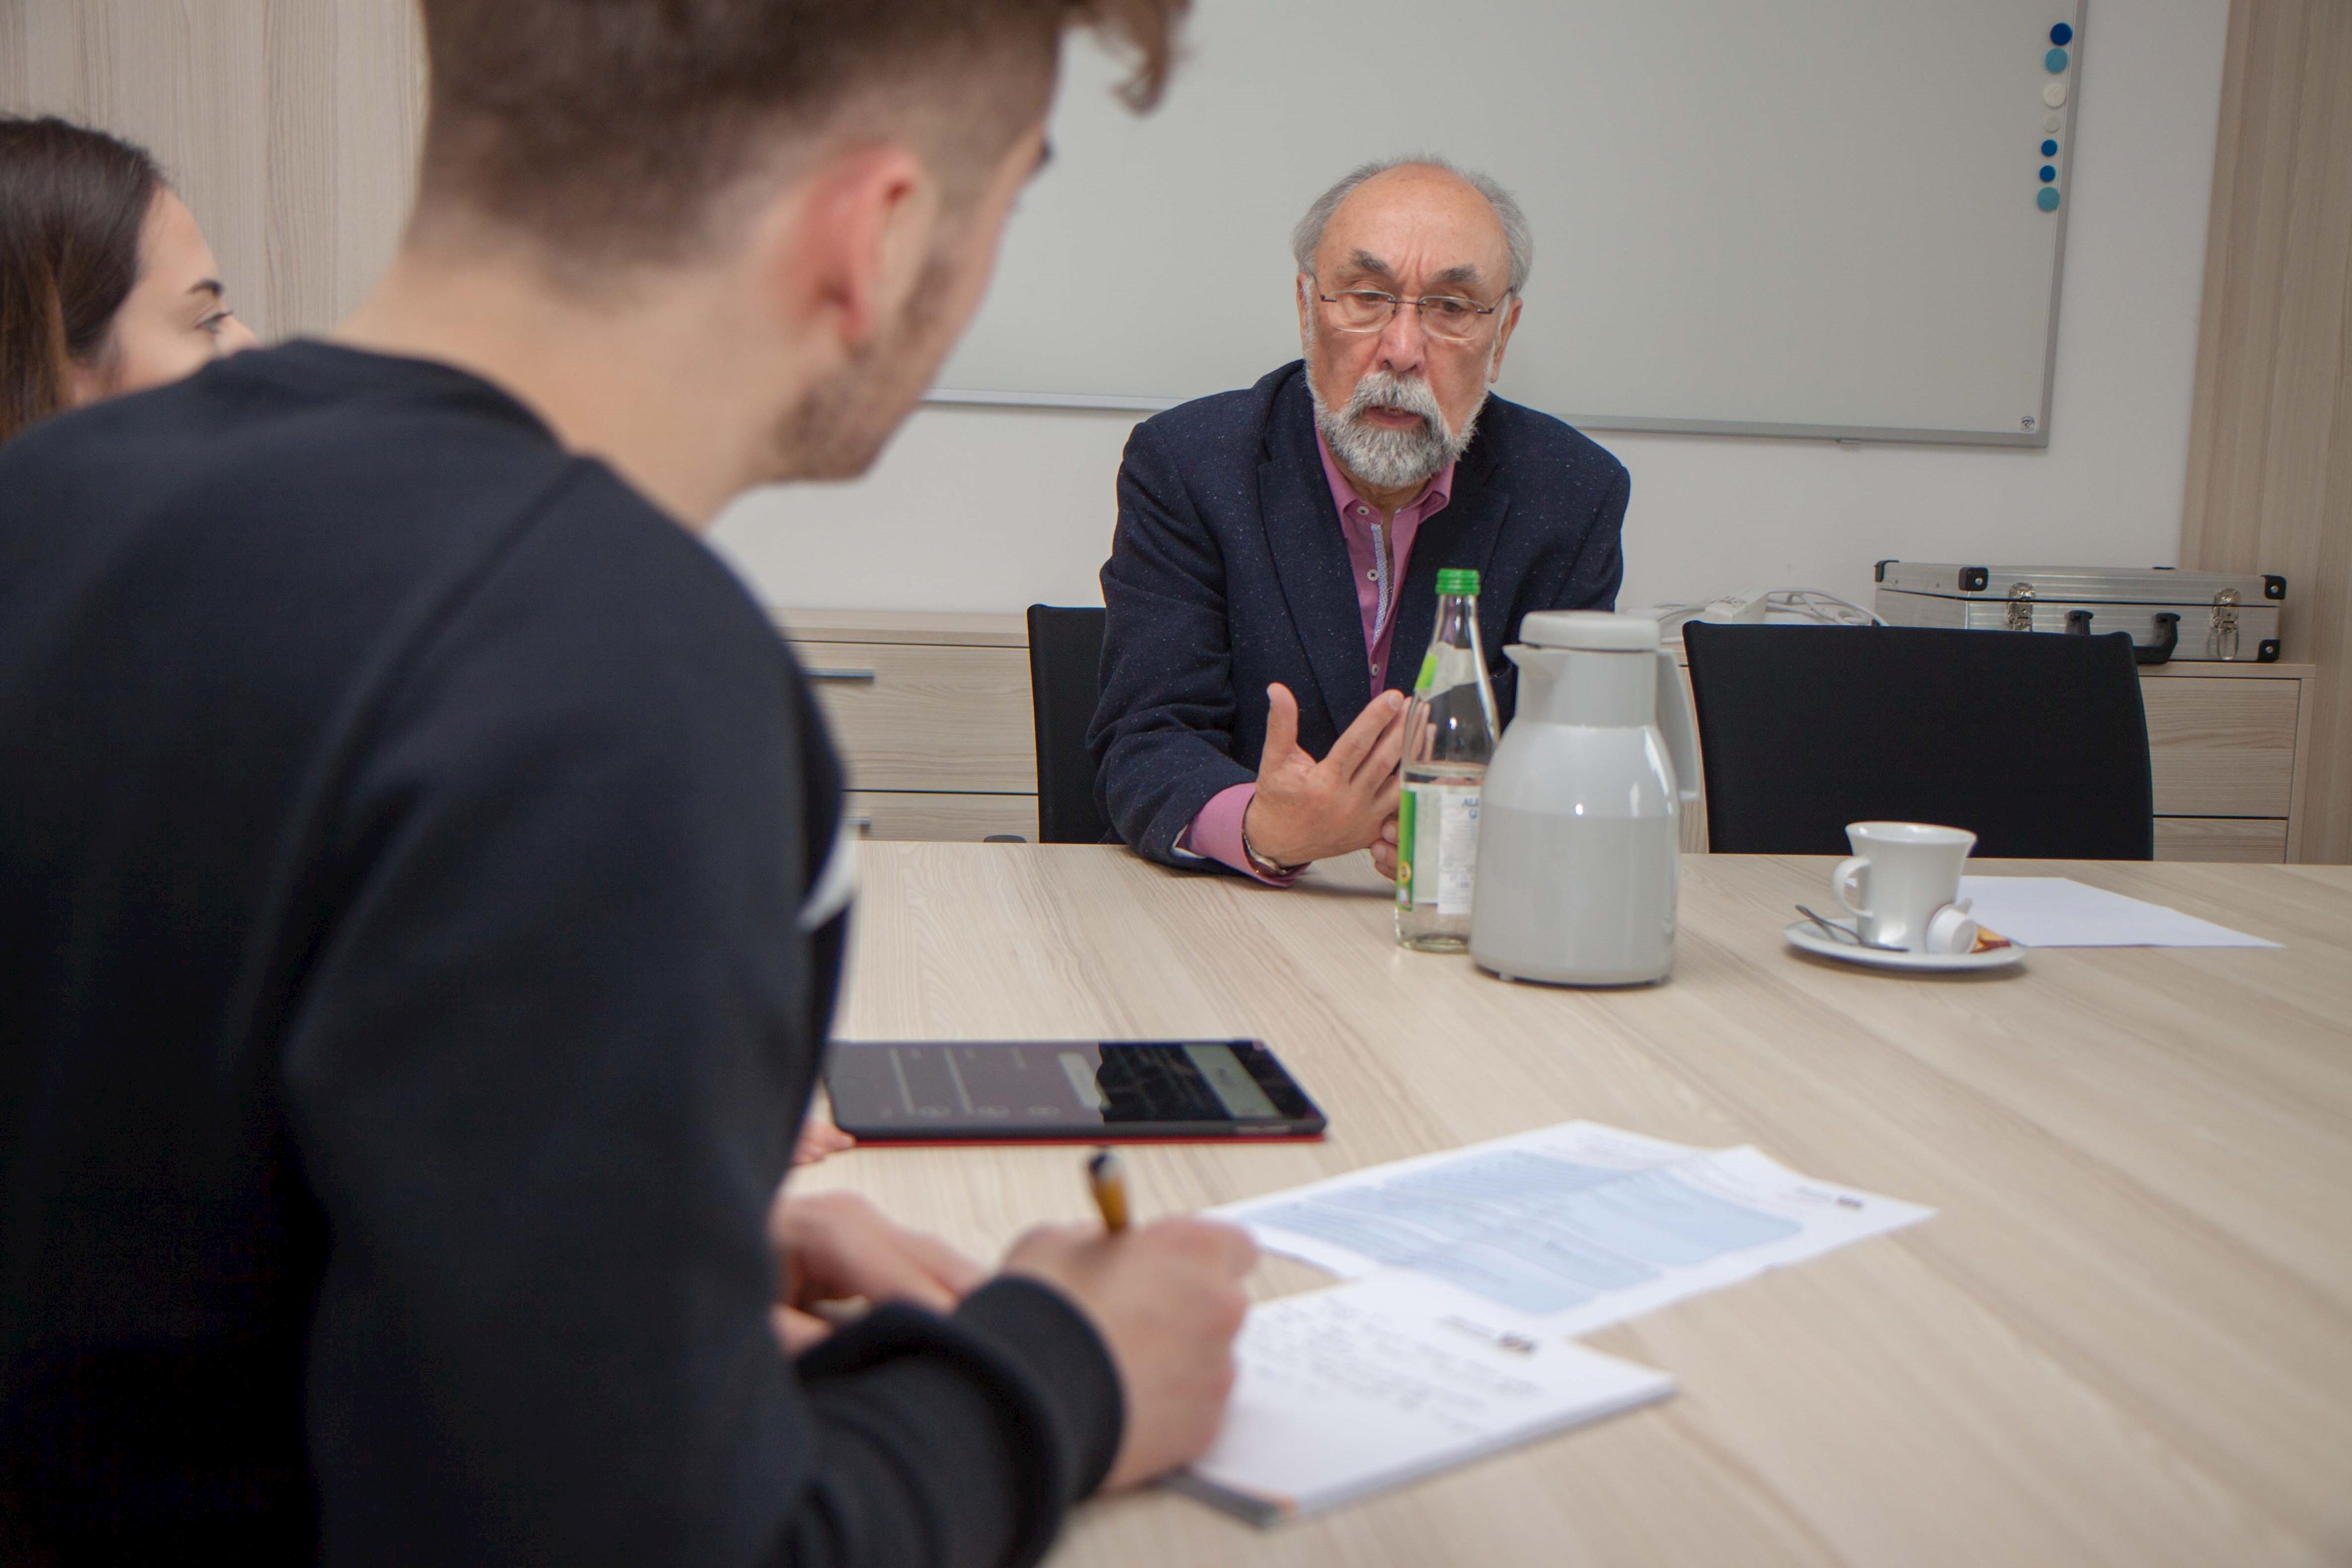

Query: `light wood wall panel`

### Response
(0, 5, 25, 107)
(2181, 0, 2352, 864)
(0, 0, 425, 342)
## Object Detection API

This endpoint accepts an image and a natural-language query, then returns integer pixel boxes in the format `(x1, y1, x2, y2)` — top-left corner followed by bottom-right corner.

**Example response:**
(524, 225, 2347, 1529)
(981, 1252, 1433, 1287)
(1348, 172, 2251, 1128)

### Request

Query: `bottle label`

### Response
(1398, 782, 1480, 915)
(1395, 787, 1416, 909)
(1414, 641, 1481, 698)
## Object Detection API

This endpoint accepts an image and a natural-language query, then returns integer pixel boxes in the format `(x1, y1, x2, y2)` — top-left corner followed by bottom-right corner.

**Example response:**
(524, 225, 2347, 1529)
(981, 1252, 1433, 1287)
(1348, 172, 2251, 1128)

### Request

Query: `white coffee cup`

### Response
(1833, 822, 1980, 953)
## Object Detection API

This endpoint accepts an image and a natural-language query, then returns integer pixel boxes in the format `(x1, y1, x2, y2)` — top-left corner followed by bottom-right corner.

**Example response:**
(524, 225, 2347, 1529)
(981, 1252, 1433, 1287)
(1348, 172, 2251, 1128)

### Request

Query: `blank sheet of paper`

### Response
(1172, 1277, 1673, 1526)
(1959, 877, 2281, 948)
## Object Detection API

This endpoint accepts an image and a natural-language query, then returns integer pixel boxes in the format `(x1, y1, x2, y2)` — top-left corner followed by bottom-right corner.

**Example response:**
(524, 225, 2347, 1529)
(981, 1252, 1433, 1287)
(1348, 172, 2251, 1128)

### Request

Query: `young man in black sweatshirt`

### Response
(0, 2, 1254, 1562)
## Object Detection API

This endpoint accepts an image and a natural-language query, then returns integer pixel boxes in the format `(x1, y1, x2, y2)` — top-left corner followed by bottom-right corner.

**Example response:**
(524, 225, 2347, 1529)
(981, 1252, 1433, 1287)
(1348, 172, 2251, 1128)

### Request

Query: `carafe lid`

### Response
(1518, 610, 1661, 651)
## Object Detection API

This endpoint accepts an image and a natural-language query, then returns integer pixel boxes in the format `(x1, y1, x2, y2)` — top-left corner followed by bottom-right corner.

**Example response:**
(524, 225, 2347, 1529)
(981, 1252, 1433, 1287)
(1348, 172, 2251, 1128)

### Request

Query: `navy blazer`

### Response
(1089, 360, 1630, 867)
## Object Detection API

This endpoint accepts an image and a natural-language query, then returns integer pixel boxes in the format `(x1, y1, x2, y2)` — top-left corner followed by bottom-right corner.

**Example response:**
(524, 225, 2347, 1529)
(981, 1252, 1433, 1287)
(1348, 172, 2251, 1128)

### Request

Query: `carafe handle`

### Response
(1654, 650, 1701, 805)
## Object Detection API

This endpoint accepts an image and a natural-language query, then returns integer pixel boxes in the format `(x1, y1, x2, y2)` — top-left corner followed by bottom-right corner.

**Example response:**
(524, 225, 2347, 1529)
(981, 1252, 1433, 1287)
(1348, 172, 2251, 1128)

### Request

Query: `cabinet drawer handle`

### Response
(805, 667, 878, 682)
(844, 815, 875, 833)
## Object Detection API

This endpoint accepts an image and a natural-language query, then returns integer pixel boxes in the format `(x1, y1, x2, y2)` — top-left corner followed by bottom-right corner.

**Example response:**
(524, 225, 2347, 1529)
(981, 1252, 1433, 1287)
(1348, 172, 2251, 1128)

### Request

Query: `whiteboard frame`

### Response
(927, 0, 2087, 450)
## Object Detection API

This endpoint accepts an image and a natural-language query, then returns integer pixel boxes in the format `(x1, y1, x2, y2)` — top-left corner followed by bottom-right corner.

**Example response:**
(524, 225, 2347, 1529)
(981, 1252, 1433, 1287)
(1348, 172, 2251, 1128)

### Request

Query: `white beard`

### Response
(1312, 369, 1483, 490)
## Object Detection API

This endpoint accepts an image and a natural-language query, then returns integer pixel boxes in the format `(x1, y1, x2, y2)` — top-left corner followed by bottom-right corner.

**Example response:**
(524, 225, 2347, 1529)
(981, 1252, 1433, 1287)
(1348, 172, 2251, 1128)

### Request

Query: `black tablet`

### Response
(824, 1039, 1326, 1143)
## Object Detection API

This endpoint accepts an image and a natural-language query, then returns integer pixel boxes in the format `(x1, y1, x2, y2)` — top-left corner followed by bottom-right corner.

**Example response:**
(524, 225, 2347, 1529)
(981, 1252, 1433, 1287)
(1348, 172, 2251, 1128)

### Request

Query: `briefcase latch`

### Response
(2210, 588, 2241, 661)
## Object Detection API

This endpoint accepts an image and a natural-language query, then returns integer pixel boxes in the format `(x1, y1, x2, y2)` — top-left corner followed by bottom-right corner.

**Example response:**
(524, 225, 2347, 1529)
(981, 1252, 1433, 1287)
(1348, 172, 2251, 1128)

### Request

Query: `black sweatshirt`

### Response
(0, 344, 1120, 1565)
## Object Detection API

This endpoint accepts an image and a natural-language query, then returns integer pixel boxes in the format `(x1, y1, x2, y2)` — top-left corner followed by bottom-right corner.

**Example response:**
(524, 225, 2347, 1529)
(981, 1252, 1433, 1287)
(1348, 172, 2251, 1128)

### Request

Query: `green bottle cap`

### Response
(1436, 567, 1480, 596)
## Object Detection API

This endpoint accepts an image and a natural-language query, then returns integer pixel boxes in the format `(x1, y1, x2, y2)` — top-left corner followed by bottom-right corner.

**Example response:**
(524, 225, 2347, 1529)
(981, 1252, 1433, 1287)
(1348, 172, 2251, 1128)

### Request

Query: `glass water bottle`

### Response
(1395, 568, 1500, 951)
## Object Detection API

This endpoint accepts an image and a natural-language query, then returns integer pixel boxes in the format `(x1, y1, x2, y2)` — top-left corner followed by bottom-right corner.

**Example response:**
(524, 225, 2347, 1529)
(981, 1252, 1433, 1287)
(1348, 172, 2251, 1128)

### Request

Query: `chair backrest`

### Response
(1026, 605, 1113, 845)
(1681, 623, 2154, 859)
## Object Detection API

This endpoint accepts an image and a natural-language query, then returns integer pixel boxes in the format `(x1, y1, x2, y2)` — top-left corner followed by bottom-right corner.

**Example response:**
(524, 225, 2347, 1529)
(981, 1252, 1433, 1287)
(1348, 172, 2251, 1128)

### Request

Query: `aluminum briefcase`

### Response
(1871, 562, 2286, 664)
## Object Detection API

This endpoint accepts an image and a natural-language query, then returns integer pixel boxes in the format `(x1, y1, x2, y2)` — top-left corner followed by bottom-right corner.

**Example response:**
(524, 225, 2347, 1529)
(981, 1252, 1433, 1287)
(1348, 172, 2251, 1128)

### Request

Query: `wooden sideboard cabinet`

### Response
(776, 609, 2319, 864)
(2137, 661, 2315, 861)
(773, 609, 1037, 842)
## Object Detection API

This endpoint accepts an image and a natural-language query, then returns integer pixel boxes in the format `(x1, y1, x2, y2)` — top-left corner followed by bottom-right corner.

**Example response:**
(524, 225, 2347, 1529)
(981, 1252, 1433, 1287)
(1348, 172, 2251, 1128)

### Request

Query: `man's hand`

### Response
(1003, 1217, 1255, 1490)
(792, 1112, 856, 1167)
(768, 1190, 986, 1353)
(1370, 814, 1401, 881)
(1243, 684, 1407, 868)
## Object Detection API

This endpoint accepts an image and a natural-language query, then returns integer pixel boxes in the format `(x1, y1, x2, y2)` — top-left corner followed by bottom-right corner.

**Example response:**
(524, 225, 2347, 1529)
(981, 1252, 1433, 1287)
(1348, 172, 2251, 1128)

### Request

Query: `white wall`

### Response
(711, 0, 2230, 621)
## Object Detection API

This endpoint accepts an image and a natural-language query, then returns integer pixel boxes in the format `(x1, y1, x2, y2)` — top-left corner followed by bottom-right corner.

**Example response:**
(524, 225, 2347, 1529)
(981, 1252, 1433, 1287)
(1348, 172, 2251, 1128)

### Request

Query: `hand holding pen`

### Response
(1088, 1147, 1130, 1233)
(993, 1145, 1258, 1490)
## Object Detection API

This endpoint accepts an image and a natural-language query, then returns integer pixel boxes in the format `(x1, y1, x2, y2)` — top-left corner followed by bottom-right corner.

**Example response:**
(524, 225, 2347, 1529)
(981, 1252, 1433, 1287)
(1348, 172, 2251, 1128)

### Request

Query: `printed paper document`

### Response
(1216, 1122, 1933, 1337)
(1959, 876, 2279, 948)
(1173, 1275, 1674, 1526)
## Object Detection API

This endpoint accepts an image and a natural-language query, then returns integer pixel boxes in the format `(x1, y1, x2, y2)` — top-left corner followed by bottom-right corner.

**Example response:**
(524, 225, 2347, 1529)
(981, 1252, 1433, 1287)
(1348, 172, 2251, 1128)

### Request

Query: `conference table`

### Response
(794, 845, 2352, 1567)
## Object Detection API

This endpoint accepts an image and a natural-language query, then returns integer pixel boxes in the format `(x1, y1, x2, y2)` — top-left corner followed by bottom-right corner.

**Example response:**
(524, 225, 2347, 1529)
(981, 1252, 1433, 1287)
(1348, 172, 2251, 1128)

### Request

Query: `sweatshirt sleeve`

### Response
(278, 476, 1119, 1567)
(778, 1280, 1123, 1567)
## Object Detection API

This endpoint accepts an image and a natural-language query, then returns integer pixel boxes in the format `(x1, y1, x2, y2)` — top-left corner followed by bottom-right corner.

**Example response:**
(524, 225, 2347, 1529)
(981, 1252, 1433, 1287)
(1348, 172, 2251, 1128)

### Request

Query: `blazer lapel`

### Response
(1384, 436, 1512, 698)
(1259, 375, 1375, 739)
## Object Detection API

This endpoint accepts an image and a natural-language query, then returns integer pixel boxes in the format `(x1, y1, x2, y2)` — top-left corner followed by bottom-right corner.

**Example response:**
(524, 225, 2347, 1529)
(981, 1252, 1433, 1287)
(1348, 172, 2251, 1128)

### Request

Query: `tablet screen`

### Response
(825, 1039, 1324, 1141)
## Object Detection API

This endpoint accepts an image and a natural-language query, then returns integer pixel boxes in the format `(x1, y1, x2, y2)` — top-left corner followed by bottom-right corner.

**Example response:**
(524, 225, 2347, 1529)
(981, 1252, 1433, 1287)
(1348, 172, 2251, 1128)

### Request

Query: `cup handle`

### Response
(1833, 857, 1871, 920)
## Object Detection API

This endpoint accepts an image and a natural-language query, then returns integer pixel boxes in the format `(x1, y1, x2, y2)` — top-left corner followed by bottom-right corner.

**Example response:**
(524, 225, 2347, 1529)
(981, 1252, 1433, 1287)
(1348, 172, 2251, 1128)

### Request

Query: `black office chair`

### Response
(1681, 624, 2154, 858)
(1026, 605, 1113, 844)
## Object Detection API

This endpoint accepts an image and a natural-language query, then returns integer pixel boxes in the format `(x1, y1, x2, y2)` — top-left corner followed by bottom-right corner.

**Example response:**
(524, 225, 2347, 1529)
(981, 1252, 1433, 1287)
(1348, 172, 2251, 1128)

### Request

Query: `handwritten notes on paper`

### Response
(1173, 1124, 1932, 1524)
(1173, 1276, 1674, 1525)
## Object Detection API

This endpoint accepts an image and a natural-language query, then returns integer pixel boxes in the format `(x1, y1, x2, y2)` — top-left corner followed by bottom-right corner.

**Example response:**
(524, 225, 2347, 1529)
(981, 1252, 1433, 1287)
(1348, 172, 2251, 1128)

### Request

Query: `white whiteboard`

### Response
(932, 0, 2088, 446)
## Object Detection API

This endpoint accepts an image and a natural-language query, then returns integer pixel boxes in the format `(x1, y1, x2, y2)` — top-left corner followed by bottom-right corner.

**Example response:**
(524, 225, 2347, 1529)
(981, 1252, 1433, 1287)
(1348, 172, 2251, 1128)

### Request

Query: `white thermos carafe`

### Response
(1469, 611, 1701, 986)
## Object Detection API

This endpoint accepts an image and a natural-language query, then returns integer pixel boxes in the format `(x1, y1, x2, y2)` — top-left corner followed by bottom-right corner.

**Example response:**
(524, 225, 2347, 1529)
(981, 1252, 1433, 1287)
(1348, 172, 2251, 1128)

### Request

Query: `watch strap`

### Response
(1240, 817, 1308, 879)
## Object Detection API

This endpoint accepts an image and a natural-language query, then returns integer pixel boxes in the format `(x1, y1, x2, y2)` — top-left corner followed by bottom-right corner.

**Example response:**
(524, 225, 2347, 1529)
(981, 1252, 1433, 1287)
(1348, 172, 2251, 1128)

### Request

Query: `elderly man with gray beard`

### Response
(1089, 157, 1630, 884)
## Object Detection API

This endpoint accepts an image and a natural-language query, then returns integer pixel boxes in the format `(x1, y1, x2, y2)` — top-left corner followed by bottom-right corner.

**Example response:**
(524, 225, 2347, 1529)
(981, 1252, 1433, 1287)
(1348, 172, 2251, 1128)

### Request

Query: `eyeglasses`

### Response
(1314, 284, 1506, 343)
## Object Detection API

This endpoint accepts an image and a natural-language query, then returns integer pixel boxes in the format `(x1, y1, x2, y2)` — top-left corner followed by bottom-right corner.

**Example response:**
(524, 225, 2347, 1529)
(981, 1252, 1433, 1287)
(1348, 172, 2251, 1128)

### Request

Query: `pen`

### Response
(1086, 1147, 1129, 1233)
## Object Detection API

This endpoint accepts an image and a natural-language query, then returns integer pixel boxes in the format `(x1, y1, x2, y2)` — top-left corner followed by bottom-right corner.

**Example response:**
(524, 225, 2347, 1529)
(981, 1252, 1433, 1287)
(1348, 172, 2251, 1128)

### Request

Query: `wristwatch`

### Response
(1240, 817, 1309, 880)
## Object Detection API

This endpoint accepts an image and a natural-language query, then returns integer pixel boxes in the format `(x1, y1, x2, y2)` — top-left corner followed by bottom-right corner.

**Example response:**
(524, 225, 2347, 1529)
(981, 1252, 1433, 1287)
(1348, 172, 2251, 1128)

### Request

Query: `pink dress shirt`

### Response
(1176, 432, 1457, 882)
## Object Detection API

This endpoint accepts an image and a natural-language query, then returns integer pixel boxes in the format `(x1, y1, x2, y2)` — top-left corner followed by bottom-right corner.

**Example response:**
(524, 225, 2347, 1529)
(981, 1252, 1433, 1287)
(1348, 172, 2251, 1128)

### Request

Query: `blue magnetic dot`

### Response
(2040, 165, 2057, 182)
(2047, 47, 2070, 72)
(2042, 138, 2059, 156)
(2051, 22, 2074, 45)
(2038, 187, 2062, 212)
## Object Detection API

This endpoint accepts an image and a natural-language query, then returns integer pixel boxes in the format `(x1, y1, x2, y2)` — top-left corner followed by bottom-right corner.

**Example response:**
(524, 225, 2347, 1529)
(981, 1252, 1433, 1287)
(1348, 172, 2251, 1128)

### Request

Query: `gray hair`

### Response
(1290, 156, 1533, 296)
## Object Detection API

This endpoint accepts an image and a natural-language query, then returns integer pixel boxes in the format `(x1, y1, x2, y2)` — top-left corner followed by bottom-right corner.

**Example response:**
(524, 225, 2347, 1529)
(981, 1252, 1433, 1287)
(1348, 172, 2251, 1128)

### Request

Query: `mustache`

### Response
(1341, 371, 1450, 438)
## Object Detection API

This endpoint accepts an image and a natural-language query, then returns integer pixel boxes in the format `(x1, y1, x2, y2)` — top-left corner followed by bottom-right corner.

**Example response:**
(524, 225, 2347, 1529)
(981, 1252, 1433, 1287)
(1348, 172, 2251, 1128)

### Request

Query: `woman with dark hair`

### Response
(0, 114, 256, 446)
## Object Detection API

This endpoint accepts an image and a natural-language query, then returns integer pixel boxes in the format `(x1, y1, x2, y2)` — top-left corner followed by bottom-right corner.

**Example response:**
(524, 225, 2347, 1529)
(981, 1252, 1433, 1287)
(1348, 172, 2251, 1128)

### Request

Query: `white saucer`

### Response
(1782, 921, 2026, 973)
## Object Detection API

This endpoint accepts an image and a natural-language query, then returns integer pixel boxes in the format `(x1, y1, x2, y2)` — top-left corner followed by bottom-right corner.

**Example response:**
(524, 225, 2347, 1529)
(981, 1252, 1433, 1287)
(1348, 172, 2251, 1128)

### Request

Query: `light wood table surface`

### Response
(794, 845, 2352, 1567)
